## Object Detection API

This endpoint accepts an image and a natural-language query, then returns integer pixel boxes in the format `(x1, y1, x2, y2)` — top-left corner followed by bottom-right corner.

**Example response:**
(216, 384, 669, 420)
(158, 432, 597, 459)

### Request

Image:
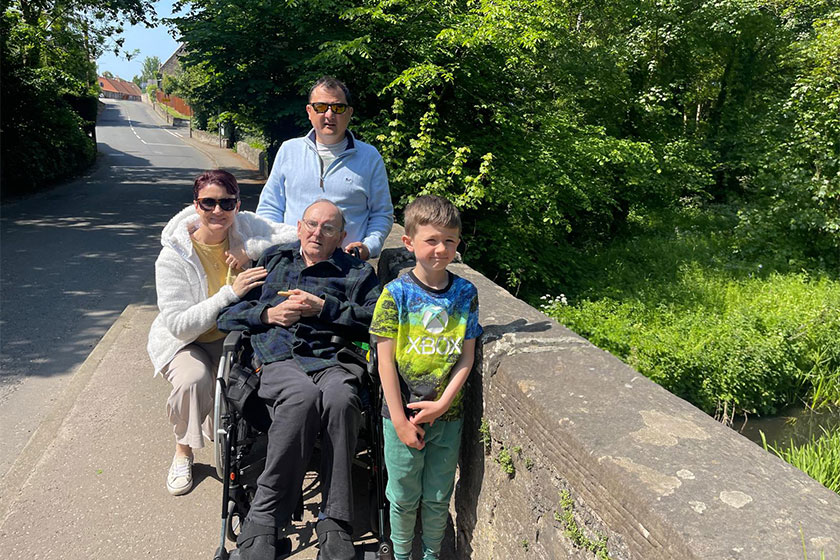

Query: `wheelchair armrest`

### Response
(367, 339, 379, 381)
(330, 334, 369, 367)
(223, 330, 246, 353)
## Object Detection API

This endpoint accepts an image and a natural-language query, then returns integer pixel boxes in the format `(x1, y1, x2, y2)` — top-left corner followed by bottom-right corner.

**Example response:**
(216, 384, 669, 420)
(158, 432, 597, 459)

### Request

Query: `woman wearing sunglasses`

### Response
(147, 169, 297, 496)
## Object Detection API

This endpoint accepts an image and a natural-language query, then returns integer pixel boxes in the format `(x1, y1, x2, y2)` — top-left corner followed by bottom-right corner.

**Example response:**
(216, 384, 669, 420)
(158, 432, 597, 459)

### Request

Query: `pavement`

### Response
(0, 113, 381, 559)
(0, 302, 385, 559)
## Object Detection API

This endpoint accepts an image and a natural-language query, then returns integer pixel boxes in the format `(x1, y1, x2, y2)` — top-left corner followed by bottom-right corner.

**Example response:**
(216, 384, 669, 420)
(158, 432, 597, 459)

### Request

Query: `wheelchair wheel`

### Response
(376, 541, 394, 560)
(214, 356, 231, 479)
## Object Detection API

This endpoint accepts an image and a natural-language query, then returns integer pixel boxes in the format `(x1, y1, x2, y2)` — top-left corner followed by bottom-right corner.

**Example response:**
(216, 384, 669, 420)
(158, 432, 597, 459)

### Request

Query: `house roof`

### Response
(160, 44, 187, 76)
(98, 77, 143, 96)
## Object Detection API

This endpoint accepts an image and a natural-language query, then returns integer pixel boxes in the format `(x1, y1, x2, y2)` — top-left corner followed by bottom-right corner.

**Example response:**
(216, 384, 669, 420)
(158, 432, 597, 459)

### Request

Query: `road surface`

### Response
(0, 98, 262, 479)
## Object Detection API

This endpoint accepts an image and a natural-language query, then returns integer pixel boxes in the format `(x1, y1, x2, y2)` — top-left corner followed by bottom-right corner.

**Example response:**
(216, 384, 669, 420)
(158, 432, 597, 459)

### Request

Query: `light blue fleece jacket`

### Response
(256, 129, 394, 258)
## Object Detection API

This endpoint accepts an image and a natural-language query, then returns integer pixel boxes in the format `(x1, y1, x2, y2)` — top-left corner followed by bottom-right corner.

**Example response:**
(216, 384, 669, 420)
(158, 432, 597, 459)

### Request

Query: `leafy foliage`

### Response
(555, 490, 612, 559)
(167, 0, 357, 142)
(1, 0, 156, 193)
(755, 11, 840, 246)
(763, 428, 840, 494)
(495, 446, 515, 477)
(137, 55, 161, 86)
(167, 0, 838, 297)
(542, 205, 840, 416)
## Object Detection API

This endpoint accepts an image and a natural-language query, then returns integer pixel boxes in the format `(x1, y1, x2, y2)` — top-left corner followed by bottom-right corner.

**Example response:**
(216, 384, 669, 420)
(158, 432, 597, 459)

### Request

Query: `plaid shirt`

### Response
(217, 244, 380, 372)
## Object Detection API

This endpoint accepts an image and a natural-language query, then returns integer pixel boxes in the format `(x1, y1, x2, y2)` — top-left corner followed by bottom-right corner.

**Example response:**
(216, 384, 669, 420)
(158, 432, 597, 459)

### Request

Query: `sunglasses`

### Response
(197, 197, 238, 212)
(309, 102, 349, 114)
(301, 219, 341, 238)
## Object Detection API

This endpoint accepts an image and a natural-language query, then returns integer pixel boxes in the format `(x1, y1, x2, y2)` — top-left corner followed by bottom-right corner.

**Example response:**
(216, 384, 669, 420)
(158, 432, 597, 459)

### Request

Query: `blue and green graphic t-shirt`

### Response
(370, 270, 482, 420)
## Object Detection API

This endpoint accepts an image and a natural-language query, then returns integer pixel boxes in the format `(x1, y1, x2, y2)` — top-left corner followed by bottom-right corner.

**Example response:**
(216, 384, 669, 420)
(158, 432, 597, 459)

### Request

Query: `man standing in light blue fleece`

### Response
(256, 76, 394, 261)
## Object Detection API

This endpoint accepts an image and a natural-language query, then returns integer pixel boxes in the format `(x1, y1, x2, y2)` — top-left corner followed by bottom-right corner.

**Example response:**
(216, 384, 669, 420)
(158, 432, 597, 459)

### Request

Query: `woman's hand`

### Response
(231, 266, 267, 298)
(225, 248, 250, 270)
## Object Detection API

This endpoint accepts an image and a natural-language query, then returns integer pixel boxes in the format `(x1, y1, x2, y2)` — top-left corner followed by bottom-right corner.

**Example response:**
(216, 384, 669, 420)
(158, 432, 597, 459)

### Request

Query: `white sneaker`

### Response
(166, 455, 193, 496)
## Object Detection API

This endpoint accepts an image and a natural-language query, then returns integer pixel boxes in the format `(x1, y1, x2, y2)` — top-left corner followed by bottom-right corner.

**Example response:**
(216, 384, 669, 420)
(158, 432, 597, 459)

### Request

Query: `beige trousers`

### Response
(162, 338, 224, 449)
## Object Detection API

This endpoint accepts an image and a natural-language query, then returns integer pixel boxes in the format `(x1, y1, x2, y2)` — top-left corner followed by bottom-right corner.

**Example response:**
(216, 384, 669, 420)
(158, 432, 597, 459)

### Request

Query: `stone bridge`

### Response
(376, 226, 840, 560)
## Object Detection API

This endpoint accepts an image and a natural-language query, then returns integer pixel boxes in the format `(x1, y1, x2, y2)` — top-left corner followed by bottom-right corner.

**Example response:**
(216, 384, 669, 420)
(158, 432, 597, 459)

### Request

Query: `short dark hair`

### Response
(308, 76, 353, 106)
(404, 195, 461, 237)
(193, 169, 239, 200)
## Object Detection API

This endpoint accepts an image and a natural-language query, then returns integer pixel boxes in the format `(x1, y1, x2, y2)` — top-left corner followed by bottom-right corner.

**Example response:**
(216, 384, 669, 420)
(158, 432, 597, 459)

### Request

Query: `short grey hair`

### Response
(302, 198, 346, 231)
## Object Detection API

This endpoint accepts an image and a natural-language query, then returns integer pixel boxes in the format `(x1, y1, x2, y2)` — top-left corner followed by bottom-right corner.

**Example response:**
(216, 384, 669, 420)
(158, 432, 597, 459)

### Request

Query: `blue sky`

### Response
(95, 0, 180, 81)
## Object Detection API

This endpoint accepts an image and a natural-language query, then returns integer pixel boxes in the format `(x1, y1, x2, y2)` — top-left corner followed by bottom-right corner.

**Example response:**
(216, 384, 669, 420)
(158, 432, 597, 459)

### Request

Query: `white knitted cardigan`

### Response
(147, 205, 297, 374)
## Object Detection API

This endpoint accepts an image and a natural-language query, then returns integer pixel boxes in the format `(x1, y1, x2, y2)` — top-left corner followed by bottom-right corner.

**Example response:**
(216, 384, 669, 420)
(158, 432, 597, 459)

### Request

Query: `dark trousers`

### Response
(246, 359, 361, 528)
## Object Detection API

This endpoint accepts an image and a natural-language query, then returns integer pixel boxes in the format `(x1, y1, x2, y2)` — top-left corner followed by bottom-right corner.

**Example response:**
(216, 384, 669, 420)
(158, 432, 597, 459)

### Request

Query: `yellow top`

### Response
(191, 237, 240, 342)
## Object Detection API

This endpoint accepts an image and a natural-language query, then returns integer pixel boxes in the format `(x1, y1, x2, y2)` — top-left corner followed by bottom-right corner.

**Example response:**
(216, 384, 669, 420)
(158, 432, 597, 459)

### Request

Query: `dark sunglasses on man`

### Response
(197, 197, 238, 212)
(309, 102, 349, 115)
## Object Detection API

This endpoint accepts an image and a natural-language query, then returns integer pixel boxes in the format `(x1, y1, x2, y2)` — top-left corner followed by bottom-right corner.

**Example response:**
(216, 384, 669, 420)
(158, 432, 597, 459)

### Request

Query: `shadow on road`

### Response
(0, 161, 265, 387)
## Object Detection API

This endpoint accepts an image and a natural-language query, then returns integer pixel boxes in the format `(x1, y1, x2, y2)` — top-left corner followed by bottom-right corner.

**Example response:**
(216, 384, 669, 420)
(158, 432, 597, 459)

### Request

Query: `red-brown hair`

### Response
(193, 169, 240, 200)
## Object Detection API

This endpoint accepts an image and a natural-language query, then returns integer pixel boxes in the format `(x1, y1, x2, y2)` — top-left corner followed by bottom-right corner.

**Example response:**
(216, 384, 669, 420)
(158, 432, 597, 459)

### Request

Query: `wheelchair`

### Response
(211, 330, 392, 560)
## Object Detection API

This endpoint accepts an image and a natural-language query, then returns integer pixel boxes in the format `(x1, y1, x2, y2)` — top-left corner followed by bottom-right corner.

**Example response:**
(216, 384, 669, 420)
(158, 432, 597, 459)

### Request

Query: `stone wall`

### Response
(235, 141, 268, 176)
(190, 128, 230, 149)
(150, 100, 171, 124)
(376, 226, 840, 560)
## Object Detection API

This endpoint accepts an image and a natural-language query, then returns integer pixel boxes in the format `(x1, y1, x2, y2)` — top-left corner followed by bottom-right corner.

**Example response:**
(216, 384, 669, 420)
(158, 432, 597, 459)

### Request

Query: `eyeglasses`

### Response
(197, 197, 238, 212)
(309, 102, 349, 114)
(301, 219, 341, 238)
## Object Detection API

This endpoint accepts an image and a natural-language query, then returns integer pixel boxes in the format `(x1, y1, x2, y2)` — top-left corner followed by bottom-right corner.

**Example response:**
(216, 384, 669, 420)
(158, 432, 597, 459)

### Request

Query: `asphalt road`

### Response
(0, 98, 263, 479)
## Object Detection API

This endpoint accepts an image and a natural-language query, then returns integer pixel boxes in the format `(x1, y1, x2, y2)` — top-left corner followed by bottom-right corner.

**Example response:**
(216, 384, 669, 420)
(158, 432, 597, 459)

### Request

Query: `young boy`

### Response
(370, 195, 482, 560)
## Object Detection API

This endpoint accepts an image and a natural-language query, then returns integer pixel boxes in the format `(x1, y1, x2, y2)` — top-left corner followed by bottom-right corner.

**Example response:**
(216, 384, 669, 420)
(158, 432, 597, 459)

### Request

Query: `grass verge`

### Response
(158, 102, 191, 121)
(541, 203, 840, 417)
(762, 427, 840, 493)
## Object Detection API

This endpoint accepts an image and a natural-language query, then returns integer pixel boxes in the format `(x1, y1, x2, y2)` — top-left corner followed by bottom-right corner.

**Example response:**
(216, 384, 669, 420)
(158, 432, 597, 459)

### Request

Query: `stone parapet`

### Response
(191, 128, 230, 149)
(376, 226, 840, 560)
(150, 100, 171, 124)
(235, 142, 268, 177)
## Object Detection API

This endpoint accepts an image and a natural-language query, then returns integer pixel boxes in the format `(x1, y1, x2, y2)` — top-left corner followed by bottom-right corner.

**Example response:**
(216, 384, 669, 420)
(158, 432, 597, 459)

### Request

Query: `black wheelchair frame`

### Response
(211, 330, 392, 560)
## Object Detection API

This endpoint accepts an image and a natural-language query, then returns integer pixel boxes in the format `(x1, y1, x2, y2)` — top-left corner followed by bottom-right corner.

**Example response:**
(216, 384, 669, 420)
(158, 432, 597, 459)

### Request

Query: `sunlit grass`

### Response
(158, 102, 191, 121)
(541, 204, 840, 416)
(762, 428, 840, 494)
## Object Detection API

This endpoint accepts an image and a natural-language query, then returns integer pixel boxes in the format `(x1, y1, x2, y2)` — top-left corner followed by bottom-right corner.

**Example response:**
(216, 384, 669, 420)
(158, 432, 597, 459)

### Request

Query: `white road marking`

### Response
(161, 127, 186, 139)
(124, 106, 190, 148)
(126, 113, 148, 144)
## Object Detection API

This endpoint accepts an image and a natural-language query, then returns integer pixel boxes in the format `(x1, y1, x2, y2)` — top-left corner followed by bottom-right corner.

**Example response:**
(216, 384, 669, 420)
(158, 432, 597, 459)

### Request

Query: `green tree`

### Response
(761, 11, 840, 246)
(1, 0, 156, 194)
(168, 0, 356, 141)
(161, 72, 178, 95)
(139, 55, 161, 85)
(166, 0, 837, 295)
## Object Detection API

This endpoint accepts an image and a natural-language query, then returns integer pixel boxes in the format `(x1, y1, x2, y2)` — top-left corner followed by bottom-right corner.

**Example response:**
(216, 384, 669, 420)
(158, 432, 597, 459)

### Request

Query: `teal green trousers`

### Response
(383, 417, 463, 560)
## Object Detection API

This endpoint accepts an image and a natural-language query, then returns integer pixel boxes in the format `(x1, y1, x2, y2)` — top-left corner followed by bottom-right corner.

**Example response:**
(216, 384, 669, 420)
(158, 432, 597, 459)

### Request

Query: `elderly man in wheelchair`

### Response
(216, 199, 382, 560)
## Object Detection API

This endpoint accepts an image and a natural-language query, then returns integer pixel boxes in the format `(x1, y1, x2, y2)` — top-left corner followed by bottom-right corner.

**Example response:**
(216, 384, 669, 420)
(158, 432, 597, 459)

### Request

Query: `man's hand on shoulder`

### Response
(344, 242, 370, 261)
(225, 248, 250, 270)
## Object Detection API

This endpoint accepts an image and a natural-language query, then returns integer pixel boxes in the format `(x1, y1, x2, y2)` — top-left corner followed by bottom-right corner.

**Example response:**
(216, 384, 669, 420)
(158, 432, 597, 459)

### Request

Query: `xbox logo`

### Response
(421, 306, 449, 334)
